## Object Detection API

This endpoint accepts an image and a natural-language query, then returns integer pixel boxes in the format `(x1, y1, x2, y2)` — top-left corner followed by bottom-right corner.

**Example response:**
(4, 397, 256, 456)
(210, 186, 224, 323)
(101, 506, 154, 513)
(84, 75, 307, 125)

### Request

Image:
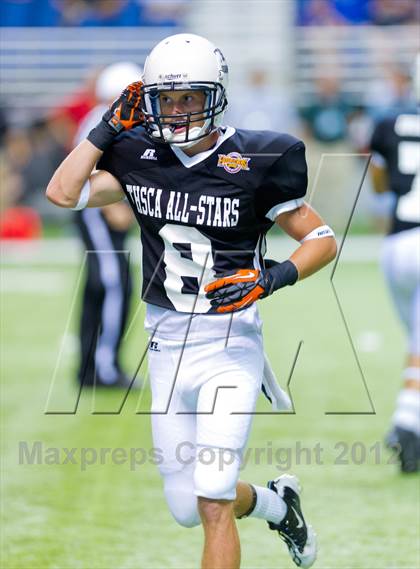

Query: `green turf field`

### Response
(1, 252, 419, 569)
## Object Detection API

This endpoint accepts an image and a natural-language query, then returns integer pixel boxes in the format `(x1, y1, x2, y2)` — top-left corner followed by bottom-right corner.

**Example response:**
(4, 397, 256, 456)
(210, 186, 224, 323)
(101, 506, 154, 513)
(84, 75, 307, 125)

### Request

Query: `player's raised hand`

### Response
(205, 260, 299, 313)
(87, 81, 144, 151)
(104, 81, 144, 133)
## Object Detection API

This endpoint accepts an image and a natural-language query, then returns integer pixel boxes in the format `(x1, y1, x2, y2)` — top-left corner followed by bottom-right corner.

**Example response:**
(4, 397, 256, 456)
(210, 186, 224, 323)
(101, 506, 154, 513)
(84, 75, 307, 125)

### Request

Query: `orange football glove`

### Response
(87, 81, 144, 150)
(205, 269, 266, 313)
(105, 81, 144, 132)
(205, 260, 299, 313)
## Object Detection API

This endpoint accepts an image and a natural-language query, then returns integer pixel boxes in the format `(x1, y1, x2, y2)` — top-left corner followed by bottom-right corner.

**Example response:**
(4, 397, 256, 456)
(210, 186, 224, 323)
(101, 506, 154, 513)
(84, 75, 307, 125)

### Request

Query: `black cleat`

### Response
(267, 474, 317, 568)
(386, 426, 420, 473)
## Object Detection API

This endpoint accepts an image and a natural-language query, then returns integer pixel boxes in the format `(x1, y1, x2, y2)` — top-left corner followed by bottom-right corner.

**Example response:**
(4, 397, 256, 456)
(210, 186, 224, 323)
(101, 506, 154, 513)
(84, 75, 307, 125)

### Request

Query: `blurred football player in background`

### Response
(369, 53, 420, 473)
(73, 62, 140, 388)
(46, 34, 338, 568)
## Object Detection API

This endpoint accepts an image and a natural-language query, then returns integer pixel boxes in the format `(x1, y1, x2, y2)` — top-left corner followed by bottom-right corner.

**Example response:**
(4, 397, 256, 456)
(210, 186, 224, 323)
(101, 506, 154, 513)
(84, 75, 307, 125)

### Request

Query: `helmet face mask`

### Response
(140, 34, 229, 148)
(141, 81, 227, 147)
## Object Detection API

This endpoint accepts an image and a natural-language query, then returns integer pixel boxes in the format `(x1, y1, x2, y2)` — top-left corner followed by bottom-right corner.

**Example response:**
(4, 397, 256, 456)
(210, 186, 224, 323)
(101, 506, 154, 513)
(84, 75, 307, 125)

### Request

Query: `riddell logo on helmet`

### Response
(164, 73, 182, 80)
(217, 153, 251, 174)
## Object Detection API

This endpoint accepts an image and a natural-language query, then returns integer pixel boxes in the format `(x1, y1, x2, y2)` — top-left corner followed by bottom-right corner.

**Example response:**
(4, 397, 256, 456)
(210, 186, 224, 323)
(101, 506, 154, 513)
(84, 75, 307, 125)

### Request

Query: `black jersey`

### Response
(370, 111, 420, 235)
(97, 126, 307, 313)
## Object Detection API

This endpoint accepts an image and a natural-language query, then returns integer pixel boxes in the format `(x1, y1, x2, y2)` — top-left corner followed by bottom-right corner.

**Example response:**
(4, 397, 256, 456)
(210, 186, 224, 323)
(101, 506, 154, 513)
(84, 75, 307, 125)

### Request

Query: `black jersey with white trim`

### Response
(97, 126, 307, 313)
(370, 111, 420, 235)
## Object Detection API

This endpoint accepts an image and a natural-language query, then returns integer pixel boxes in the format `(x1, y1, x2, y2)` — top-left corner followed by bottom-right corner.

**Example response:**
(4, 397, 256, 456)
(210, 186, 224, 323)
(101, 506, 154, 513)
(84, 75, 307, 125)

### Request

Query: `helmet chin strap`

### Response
(169, 127, 207, 149)
(150, 125, 201, 145)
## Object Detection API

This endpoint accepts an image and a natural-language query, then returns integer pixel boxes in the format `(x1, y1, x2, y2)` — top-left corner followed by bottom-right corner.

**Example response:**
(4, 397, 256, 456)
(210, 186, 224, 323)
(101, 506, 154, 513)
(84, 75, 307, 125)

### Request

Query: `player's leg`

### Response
(74, 210, 105, 386)
(198, 478, 315, 569)
(104, 226, 132, 382)
(382, 229, 420, 472)
(149, 338, 283, 535)
(163, 463, 201, 527)
(194, 332, 264, 569)
(193, 333, 262, 568)
(395, 282, 420, 441)
(194, 330, 316, 568)
(149, 331, 255, 532)
(197, 475, 315, 569)
(148, 335, 201, 527)
(149, 329, 316, 567)
(75, 208, 130, 386)
(88, 211, 128, 385)
(198, 497, 240, 569)
(388, 302, 420, 472)
(234, 478, 316, 569)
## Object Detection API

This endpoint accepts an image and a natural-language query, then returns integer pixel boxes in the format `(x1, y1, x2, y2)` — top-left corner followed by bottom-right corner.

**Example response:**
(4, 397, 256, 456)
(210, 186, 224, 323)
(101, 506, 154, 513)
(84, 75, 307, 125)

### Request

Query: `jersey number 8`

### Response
(158, 224, 216, 312)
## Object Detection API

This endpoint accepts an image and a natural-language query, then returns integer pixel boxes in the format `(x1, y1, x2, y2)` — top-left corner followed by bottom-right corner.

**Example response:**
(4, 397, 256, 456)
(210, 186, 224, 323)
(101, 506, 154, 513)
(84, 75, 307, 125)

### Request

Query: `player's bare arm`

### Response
(46, 80, 144, 209)
(46, 140, 124, 208)
(277, 202, 337, 279)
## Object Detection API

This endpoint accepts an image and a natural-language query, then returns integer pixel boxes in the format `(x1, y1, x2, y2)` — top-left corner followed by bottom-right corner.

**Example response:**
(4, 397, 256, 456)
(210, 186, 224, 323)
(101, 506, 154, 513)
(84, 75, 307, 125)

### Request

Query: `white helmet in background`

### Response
(141, 33, 229, 148)
(96, 61, 143, 103)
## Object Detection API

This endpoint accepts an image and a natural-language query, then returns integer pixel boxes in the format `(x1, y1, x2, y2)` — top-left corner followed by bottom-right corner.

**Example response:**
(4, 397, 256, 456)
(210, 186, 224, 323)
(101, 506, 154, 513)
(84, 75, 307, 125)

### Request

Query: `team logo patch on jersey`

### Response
(217, 152, 250, 174)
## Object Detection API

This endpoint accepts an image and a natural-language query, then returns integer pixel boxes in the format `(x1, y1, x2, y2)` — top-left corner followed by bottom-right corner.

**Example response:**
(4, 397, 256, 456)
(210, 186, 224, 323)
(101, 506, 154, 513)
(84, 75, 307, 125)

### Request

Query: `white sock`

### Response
(393, 387, 420, 436)
(249, 485, 287, 524)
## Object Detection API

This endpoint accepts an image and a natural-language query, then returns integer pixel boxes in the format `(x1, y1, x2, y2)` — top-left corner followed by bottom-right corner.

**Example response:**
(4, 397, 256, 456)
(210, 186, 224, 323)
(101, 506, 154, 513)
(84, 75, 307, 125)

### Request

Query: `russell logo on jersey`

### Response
(141, 148, 158, 160)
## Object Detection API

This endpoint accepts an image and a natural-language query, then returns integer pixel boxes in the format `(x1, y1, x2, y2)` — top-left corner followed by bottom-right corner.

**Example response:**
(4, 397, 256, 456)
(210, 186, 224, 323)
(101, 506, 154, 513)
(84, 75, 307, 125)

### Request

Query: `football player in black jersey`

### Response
(47, 34, 337, 569)
(369, 54, 420, 474)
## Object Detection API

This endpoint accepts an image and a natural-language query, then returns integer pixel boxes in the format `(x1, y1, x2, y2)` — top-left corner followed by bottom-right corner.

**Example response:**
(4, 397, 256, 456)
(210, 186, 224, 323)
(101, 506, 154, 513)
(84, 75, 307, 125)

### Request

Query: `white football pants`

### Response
(148, 329, 264, 526)
(381, 227, 420, 355)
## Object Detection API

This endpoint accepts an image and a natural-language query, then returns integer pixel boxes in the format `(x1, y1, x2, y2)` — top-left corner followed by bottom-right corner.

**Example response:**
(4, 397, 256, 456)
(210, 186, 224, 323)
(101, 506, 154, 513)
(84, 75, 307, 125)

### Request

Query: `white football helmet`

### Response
(141, 33, 229, 148)
(95, 62, 143, 103)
